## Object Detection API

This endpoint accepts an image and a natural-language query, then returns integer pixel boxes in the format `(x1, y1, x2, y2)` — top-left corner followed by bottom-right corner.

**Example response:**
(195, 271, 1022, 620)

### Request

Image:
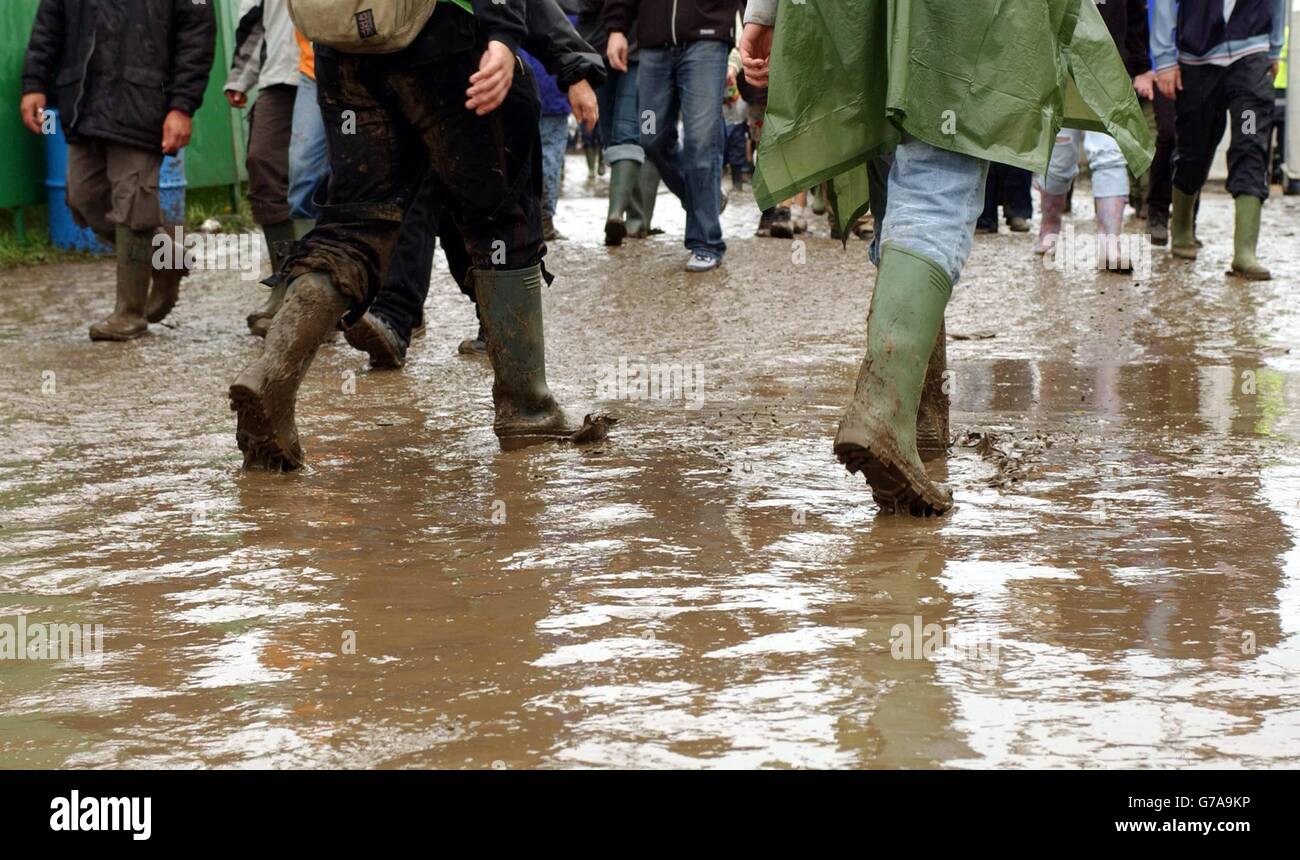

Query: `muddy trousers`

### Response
(246, 83, 296, 226)
(1172, 55, 1274, 200)
(283, 7, 545, 312)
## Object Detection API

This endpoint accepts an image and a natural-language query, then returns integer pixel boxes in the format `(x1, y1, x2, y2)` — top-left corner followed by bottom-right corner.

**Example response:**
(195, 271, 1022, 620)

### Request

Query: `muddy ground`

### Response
(2, 159, 1300, 768)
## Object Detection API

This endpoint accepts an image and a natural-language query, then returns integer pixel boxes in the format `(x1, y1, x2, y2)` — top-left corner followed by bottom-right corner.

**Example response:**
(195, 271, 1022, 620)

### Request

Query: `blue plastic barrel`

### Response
(43, 108, 186, 253)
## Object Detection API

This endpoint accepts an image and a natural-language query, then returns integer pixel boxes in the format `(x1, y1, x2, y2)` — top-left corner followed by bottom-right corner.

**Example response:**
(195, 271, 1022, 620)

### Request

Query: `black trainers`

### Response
(343, 311, 409, 370)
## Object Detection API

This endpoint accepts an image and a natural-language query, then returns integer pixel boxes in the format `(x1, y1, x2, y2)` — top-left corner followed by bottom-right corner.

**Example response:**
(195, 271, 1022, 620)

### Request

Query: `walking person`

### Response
(20, 0, 214, 340)
(743, 0, 1152, 515)
(226, 0, 309, 337)
(1151, 0, 1287, 279)
(231, 0, 608, 470)
(604, 0, 745, 272)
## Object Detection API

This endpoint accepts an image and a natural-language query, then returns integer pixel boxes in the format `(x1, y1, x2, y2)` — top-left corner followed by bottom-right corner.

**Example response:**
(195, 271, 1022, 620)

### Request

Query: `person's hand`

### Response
(607, 31, 629, 73)
(20, 92, 47, 134)
(466, 40, 515, 115)
(1133, 70, 1155, 100)
(1271, 60, 1280, 80)
(568, 79, 598, 132)
(161, 110, 192, 154)
(726, 65, 737, 91)
(225, 89, 248, 109)
(739, 23, 773, 87)
(1155, 66, 1181, 100)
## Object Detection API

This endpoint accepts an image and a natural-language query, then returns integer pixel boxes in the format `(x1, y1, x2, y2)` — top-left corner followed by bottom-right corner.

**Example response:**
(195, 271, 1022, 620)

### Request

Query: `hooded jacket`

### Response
(227, 0, 302, 94)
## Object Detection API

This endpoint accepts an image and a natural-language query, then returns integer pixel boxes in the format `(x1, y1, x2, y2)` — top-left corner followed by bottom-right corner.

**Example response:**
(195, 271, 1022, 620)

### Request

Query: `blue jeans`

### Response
(1041, 129, 1129, 198)
(876, 138, 989, 284)
(638, 41, 728, 260)
(598, 61, 644, 164)
(288, 73, 330, 220)
(539, 114, 569, 220)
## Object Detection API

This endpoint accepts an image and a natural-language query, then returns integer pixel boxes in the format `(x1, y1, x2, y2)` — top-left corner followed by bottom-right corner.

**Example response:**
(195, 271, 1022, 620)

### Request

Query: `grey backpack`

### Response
(288, 0, 440, 54)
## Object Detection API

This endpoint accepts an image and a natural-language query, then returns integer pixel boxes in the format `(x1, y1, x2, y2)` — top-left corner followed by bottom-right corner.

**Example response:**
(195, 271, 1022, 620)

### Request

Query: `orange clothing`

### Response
(295, 30, 315, 80)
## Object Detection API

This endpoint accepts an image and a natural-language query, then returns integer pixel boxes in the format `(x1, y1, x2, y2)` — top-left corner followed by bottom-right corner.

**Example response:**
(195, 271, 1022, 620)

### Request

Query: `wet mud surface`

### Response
(2, 160, 1300, 767)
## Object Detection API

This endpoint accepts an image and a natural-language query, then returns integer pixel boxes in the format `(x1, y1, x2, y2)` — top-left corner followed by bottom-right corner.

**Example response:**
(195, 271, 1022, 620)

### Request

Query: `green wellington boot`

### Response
(247, 220, 298, 337)
(229, 271, 351, 470)
(604, 159, 639, 246)
(1228, 195, 1271, 280)
(475, 265, 613, 448)
(624, 160, 661, 238)
(1170, 187, 1198, 260)
(89, 225, 152, 341)
(915, 322, 949, 462)
(834, 246, 954, 516)
(145, 228, 187, 323)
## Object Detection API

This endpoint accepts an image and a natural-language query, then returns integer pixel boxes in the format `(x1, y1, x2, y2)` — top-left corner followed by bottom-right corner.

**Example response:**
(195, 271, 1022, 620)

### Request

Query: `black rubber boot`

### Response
(474, 266, 613, 448)
(89, 225, 152, 341)
(458, 323, 487, 356)
(343, 310, 409, 370)
(604, 159, 639, 246)
(145, 228, 187, 323)
(247, 220, 298, 337)
(229, 271, 351, 470)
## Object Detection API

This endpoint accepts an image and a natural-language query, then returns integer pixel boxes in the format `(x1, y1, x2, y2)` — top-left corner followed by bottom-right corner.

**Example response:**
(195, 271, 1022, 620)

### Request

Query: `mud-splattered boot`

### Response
(1228, 195, 1271, 281)
(915, 322, 949, 462)
(229, 271, 351, 470)
(604, 159, 638, 246)
(475, 265, 613, 448)
(1170, 187, 1198, 259)
(247, 220, 297, 337)
(834, 246, 954, 516)
(145, 228, 187, 323)
(625, 160, 661, 238)
(1034, 189, 1067, 255)
(89, 225, 152, 341)
(1094, 195, 1130, 273)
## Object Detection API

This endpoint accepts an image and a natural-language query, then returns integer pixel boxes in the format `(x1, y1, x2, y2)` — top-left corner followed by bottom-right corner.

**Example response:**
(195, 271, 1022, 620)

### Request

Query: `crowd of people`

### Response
(14, 0, 1298, 517)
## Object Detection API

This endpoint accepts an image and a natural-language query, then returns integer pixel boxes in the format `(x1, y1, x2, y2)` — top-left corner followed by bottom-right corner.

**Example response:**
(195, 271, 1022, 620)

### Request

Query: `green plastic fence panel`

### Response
(0, 0, 45, 209)
(0, 0, 245, 211)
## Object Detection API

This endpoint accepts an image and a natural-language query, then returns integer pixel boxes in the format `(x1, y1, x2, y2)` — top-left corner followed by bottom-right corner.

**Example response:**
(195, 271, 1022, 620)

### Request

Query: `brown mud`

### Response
(1, 162, 1299, 767)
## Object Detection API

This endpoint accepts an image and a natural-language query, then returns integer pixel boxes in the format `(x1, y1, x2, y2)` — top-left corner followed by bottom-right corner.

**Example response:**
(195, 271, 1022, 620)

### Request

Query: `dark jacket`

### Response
(603, 0, 745, 50)
(527, 0, 606, 91)
(1095, 0, 1152, 79)
(22, 0, 216, 152)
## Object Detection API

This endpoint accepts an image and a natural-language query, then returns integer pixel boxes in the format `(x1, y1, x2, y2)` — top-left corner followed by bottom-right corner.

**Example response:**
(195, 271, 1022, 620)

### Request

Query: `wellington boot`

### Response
(247, 220, 297, 336)
(604, 159, 639, 246)
(1093, 196, 1130, 273)
(475, 266, 613, 448)
(229, 272, 350, 470)
(625, 160, 661, 238)
(1170, 187, 1198, 260)
(89, 225, 151, 341)
(145, 228, 186, 323)
(1034, 189, 1067, 255)
(1228, 195, 1271, 280)
(915, 322, 950, 462)
(834, 246, 954, 516)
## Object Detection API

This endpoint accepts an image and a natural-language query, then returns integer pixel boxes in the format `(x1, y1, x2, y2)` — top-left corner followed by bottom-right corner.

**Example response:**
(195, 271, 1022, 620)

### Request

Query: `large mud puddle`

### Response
(2, 163, 1299, 767)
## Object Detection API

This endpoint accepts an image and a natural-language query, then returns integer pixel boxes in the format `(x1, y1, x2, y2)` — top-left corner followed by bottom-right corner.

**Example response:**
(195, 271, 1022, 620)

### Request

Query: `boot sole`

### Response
(835, 441, 953, 517)
(1227, 267, 1272, 281)
(89, 326, 147, 342)
(229, 382, 304, 471)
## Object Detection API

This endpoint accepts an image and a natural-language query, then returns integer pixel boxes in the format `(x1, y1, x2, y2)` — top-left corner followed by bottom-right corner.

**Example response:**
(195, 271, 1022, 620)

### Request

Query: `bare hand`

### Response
(568, 80, 598, 132)
(20, 92, 47, 135)
(225, 89, 248, 109)
(466, 40, 515, 115)
(739, 23, 773, 87)
(161, 110, 192, 154)
(1132, 70, 1155, 100)
(1271, 60, 1280, 81)
(607, 32, 629, 73)
(1155, 66, 1181, 101)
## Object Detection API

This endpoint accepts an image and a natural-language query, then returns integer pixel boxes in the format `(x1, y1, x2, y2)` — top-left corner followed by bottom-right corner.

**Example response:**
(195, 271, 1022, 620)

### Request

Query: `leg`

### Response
(88, 144, 165, 341)
(1036, 129, 1080, 254)
(835, 138, 988, 516)
(65, 141, 115, 242)
(538, 113, 569, 238)
(637, 48, 686, 203)
(1082, 131, 1130, 270)
(243, 84, 299, 333)
(1224, 54, 1275, 279)
(601, 62, 646, 244)
(1170, 63, 1227, 258)
(1147, 90, 1177, 242)
(674, 40, 729, 263)
(288, 72, 330, 222)
(976, 163, 1001, 232)
(1002, 167, 1032, 229)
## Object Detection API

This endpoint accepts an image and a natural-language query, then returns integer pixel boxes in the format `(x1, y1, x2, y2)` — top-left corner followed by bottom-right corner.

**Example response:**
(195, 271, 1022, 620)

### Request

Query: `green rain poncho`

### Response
(753, 0, 1156, 235)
